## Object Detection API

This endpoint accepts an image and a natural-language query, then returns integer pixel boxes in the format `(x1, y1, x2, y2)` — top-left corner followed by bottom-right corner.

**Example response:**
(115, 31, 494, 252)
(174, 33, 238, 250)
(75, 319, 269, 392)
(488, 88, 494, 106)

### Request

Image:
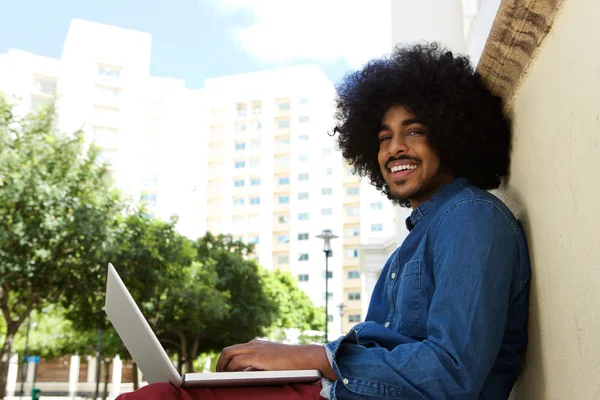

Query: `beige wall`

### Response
(507, 0, 600, 398)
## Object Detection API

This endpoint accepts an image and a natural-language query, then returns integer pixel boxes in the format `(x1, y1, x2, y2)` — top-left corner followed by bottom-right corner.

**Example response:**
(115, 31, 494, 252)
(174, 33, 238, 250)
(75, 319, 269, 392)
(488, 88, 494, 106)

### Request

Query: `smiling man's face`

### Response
(377, 104, 455, 208)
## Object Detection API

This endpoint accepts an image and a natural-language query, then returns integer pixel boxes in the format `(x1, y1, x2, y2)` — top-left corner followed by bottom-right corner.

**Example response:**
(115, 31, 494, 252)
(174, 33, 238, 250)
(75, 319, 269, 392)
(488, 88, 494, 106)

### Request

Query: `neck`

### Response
(409, 173, 456, 209)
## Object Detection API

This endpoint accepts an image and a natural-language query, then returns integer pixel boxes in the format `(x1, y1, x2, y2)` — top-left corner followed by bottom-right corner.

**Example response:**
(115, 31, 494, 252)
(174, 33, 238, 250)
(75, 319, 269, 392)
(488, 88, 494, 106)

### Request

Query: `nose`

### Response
(388, 133, 408, 155)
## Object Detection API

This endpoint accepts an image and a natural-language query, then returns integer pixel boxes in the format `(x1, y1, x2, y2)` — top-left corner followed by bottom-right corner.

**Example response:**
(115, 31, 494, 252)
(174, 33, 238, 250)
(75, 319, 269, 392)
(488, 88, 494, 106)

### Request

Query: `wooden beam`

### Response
(476, 0, 565, 106)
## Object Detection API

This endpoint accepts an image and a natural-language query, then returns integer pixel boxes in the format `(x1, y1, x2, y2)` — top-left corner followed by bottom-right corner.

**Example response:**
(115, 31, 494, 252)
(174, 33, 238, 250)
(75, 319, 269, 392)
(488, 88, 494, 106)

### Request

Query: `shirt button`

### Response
(343, 378, 349, 385)
(384, 321, 390, 328)
(391, 272, 396, 279)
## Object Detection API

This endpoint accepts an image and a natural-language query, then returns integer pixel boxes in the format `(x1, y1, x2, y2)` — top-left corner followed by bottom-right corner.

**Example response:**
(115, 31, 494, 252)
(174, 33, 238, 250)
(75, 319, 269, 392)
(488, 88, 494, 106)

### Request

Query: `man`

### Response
(118, 42, 530, 400)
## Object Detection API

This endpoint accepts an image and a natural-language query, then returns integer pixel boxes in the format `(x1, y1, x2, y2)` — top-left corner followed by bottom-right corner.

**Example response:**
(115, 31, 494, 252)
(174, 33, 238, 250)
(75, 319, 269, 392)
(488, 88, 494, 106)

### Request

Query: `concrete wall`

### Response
(507, 0, 600, 398)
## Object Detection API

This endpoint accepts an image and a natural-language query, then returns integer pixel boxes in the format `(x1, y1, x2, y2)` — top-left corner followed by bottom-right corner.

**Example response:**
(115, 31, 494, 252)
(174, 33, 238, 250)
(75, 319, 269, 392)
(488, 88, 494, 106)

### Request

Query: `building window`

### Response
(250, 197, 261, 205)
(236, 103, 247, 117)
(278, 101, 291, 111)
(278, 215, 290, 224)
(278, 118, 290, 129)
(298, 212, 309, 221)
(298, 153, 309, 162)
(91, 126, 118, 145)
(277, 254, 289, 264)
(298, 233, 309, 240)
(95, 86, 120, 103)
(235, 122, 247, 132)
(346, 207, 360, 217)
(277, 235, 289, 244)
(277, 156, 290, 167)
(322, 271, 333, 279)
(298, 192, 309, 200)
(252, 101, 262, 115)
(347, 249, 359, 258)
(250, 158, 261, 168)
(325, 167, 333, 175)
(98, 149, 118, 168)
(278, 176, 290, 185)
(235, 142, 246, 150)
(321, 188, 333, 195)
(346, 166, 356, 176)
(321, 148, 333, 155)
(93, 106, 119, 123)
(371, 202, 383, 210)
(298, 173, 309, 181)
(299, 97, 310, 105)
(232, 215, 245, 228)
(347, 227, 360, 237)
(249, 235, 260, 244)
(277, 137, 290, 146)
(250, 139, 261, 148)
(34, 77, 57, 95)
(140, 191, 157, 206)
(251, 120, 262, 130)
(348, 314, 361, 323)
(299, 135, 309, 141)
(141, 172, 158, 187)
(298, 253, 309, 261)
(348, 270, 360, 279)
(98, 66, 120, 82)
(250, 178, 261, 186)
(298, 274, 309, 282)
(30, 96, 52, 111)
(234, 179, 245, 187)
(321, 208, 333, 216)
(347, 186, 360, 195)
(278, 195, 290, 204)
(371, 223, 383, 232)
(299, 116, 309, 123)
(348, 292, 361, 301)
(233, 198, 245, 206)
(234, 160, 246, 169)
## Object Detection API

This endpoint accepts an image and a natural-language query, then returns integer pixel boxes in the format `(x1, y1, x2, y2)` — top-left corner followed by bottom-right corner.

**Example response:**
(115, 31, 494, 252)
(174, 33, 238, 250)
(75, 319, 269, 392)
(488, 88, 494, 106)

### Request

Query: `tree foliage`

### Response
(0, 95, 121, 398)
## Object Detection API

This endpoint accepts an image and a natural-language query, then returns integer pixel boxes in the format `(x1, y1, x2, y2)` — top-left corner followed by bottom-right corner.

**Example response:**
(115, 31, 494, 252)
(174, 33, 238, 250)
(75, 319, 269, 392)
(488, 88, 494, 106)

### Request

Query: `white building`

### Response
(201, 66, 397, 339)
(0, 19, 207, 238)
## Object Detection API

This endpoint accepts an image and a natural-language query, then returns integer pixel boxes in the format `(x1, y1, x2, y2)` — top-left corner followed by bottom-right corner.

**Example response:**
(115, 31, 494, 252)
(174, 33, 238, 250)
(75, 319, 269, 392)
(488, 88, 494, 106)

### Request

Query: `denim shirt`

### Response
(325, 178, 531, 399)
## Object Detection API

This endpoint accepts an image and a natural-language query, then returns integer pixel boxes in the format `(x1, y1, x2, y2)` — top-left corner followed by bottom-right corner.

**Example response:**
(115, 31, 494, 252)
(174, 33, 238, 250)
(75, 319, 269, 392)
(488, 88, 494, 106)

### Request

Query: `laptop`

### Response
(104, 263, 322, 388)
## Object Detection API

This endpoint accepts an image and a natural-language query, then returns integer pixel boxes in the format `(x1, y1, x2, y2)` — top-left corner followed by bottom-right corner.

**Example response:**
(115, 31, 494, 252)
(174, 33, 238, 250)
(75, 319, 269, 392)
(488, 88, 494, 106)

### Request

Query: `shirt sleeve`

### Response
(325, 200, 523, 399)
(319, 345, 335, 399)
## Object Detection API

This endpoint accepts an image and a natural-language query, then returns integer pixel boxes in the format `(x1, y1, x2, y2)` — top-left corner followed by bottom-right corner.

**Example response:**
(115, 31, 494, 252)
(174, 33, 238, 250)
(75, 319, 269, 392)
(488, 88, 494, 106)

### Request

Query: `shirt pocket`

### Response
(395, 259, 421, 331)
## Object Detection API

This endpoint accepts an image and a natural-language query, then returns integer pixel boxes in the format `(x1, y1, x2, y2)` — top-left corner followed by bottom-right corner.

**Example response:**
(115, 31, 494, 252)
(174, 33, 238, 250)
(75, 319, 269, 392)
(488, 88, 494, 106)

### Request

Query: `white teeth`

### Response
(390, 165, 417, 173)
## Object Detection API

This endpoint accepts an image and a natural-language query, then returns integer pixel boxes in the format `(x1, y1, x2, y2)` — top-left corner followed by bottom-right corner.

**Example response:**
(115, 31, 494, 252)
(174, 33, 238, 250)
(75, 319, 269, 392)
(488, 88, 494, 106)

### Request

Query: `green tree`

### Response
(153, 233, 278, 372)
(262, 270, 325, 341)
(0, 95, 122, 398)
(62, 210, 196, 391)
(150, 260, 230, 374)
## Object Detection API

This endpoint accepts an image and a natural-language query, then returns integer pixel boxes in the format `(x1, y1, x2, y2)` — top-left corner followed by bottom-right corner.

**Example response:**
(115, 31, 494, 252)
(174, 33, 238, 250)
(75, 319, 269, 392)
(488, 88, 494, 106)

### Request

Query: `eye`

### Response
(378, 135, 391, 143)
(406, 130, 424, 137)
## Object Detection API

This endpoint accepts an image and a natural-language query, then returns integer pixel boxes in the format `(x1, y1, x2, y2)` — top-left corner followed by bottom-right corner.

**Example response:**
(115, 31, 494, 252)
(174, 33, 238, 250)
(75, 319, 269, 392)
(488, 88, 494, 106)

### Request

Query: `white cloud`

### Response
(203, 0, 392, 68)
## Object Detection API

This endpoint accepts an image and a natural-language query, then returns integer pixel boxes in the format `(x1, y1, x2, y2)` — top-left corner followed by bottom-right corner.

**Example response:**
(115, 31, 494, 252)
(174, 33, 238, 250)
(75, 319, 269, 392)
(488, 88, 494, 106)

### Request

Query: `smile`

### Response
(390, 164, 418, 173)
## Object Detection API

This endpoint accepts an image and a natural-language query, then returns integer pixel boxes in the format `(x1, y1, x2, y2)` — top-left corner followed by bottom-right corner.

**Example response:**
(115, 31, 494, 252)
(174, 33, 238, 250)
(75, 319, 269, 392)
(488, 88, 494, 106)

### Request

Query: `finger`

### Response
(227, 354, 257, 372)
(216, 344, 254, 372)
(216, 346, 238, 372)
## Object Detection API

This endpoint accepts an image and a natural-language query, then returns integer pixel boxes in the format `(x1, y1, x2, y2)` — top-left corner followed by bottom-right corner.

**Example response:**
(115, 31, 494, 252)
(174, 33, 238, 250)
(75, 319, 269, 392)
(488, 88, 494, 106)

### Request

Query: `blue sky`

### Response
(0, 0, 390, 89)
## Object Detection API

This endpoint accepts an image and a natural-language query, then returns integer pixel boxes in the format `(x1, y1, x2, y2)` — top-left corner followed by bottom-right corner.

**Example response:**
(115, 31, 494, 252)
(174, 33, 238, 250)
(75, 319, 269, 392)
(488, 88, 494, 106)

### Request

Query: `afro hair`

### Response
(334, 42, 511, 206)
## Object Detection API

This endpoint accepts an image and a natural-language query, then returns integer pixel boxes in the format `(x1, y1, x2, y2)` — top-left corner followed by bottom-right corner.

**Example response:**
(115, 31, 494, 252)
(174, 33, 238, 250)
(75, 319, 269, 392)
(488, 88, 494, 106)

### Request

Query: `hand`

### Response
(216, 339, 337, 380)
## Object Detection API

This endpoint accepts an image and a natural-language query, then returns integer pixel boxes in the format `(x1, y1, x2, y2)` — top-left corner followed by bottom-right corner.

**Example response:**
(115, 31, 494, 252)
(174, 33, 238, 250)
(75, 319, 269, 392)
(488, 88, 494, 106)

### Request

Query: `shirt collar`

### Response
(405, 177, 471, 231)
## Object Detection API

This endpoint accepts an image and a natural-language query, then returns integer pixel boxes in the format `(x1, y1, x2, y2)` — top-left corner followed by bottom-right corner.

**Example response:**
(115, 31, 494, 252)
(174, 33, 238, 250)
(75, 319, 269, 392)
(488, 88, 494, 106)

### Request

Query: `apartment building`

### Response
(0, 19, 207, 239)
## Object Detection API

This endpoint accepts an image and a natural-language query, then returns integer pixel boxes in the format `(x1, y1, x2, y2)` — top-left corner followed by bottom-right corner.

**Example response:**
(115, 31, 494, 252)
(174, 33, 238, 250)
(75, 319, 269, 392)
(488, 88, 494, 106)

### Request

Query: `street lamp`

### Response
(316, 229, 338, 342)
(337, 302, 347, 335)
